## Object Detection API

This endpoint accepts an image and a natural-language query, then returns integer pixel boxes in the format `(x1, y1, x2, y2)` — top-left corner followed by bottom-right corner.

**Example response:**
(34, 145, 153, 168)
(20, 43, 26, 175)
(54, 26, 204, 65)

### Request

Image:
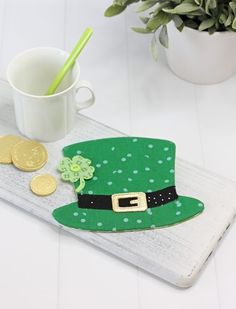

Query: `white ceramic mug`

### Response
(7, 47, 95, 142)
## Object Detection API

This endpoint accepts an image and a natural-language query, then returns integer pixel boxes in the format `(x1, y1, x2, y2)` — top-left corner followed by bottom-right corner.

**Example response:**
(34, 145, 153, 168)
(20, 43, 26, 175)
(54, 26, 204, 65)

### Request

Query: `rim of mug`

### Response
(6, 46, 81, 99)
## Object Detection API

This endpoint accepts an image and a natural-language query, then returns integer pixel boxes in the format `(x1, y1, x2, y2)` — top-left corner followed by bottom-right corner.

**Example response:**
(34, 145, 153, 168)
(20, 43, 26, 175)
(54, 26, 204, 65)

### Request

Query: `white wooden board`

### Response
(0, 79, 235, 288)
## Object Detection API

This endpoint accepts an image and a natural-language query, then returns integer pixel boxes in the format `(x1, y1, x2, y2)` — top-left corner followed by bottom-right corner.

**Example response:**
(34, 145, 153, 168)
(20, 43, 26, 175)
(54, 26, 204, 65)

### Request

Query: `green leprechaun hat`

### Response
(52, 137, 204, 232)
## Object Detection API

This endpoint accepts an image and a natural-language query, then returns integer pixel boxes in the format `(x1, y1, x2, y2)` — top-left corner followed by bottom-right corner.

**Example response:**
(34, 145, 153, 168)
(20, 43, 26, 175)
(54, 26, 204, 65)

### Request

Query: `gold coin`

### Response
(12, 140, 48, 171)
(0, 135, 23, 164)
(30, 174, 57, 196)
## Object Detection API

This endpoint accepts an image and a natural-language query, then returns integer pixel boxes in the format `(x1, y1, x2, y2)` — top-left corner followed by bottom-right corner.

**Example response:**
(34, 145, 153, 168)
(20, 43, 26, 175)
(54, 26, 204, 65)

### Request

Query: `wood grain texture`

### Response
(0, 80, 235, 288)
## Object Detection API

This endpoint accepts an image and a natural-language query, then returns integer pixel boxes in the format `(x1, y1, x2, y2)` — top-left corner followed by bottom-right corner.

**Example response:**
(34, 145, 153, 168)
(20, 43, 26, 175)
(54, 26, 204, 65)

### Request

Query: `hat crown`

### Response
(63, 137, 176, 195)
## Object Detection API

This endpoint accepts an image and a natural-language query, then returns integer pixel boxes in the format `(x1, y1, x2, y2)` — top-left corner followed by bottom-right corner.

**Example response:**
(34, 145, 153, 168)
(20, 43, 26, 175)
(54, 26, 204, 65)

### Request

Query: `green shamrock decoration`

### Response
(58, 155, 95, 193)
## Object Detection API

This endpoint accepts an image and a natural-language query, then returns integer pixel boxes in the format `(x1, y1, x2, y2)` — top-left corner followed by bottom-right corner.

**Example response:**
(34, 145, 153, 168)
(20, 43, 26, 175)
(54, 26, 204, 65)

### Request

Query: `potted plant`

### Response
(105, 0, 236, 84)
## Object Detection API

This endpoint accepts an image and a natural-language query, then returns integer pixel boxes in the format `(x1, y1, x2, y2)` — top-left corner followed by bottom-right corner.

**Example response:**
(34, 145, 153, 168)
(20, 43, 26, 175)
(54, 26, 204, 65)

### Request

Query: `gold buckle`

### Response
(111, 192, 147, 213)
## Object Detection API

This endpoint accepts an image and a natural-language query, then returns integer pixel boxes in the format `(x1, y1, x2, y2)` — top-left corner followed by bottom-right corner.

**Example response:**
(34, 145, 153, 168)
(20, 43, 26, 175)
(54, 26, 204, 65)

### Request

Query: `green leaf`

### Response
(151, 34, 158, 61)
(230, 2, 236, 15)
(199, 14, 209, 21)
(199, 18, 215, 30)
(172, 15, 183, 28)
(225, 12, 233, 27)
(232, 16, 236, 29)
(132, 27, 154, 33)
(186, 10, 204, 16)
(114, 0, 126, 5)
(159, 25, 169, 48)
(194, 0, 203, 5)
(177, 22, 185, 31)
(184, 19, 199, 29)
(153, 2, 170, 16)
(219, 14, 227, 24)
(139, 16, 150, 24)
(146, 11, 170, 30)
(205, 0, 216, 15)
(163, 3, 199, 14)
(104, 4, 126, 17)
(208, 26, 216, 34)
(135, 0, 157, 13)
(115, 0, 138, 5)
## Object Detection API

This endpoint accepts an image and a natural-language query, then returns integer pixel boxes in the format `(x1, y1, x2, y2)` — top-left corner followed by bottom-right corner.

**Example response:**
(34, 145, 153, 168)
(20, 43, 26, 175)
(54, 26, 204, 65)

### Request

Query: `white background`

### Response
(0, 0, 236, 308)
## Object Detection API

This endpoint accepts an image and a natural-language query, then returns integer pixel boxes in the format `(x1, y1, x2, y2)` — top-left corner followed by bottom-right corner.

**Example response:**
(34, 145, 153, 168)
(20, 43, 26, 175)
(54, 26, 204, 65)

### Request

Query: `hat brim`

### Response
(52, 196, 204, 232)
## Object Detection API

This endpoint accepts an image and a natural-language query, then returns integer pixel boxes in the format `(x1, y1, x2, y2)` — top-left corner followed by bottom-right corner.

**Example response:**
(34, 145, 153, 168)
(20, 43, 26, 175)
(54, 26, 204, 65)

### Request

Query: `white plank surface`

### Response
(1, 93, 234, 289)
(0, 0, 235, 308)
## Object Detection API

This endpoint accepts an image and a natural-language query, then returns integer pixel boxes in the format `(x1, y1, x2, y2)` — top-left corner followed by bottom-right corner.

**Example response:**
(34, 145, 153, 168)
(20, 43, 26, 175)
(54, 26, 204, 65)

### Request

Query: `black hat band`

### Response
(77, 186, 178, 210)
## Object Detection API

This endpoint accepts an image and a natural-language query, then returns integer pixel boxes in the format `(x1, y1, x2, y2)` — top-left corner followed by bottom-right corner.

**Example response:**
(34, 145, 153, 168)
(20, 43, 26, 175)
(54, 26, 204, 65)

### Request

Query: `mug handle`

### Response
(75, 80, 95, 112)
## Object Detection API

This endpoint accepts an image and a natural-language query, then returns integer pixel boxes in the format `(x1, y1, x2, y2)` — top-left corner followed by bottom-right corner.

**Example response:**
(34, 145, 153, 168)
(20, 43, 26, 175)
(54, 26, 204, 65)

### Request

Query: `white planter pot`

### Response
(165, 22, 236, 84)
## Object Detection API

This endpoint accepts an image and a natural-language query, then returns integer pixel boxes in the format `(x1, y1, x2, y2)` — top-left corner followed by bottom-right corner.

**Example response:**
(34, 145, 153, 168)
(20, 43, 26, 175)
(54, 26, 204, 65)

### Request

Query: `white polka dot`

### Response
(112, 170, 117, 174)
(117, 169, 123, 174)
(107, 181, 112, 186)
(158, 160, 163, 164)
(168, 197, 171, 200)
(145, 167, 150, 171)
(127, 153, 132, 157)
(93, 176, 98, 181)
(123, 218, 129, 223)
(111, 147, 115, 151)
(121, 157, 126, 162)
(128, 177, 133, 182)
(133, 170, 138, 174)
(132, 138, 138, 142)
(164, 179, 170, 183)
(145, 155, 150, 158)
(176, 211, 181, 216)
(112, 227, 117, 231)
(82, 212, 87, 216)
(73, 212, 79, 216)
(198, 203, 203, 207)
(123, 188, 128, 192)
(103, 160, 108, 164)
(148, 144, 154, 148)
(164, 147, 169, 151)
(149, 179, 154, 183)
(96, 163, 101, 168)
(147, 209, 152, 215)
(80, 218, 86, 223)
(176, 201, 182, 207)
(150, 224, 156, 228)
(88, 190, 93, 194)
(97, 222, 103, 227)
(167, 156, 172, 161)
(77, 150, 82, 154)
(169, 169, 175, 173)
(137, 219, 142, 224)
(161, 198, 164, 202)
(147, 189, 152, 192)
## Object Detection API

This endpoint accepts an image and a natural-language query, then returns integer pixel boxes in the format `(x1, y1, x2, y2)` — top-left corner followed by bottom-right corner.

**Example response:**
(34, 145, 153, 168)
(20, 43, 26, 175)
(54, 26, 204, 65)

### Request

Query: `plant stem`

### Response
(75, 177, 86, 193)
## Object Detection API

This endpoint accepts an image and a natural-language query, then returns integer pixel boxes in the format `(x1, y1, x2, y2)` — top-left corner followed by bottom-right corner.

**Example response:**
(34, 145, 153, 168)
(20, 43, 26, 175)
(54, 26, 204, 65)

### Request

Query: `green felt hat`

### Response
(52, 137, 204, 232)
